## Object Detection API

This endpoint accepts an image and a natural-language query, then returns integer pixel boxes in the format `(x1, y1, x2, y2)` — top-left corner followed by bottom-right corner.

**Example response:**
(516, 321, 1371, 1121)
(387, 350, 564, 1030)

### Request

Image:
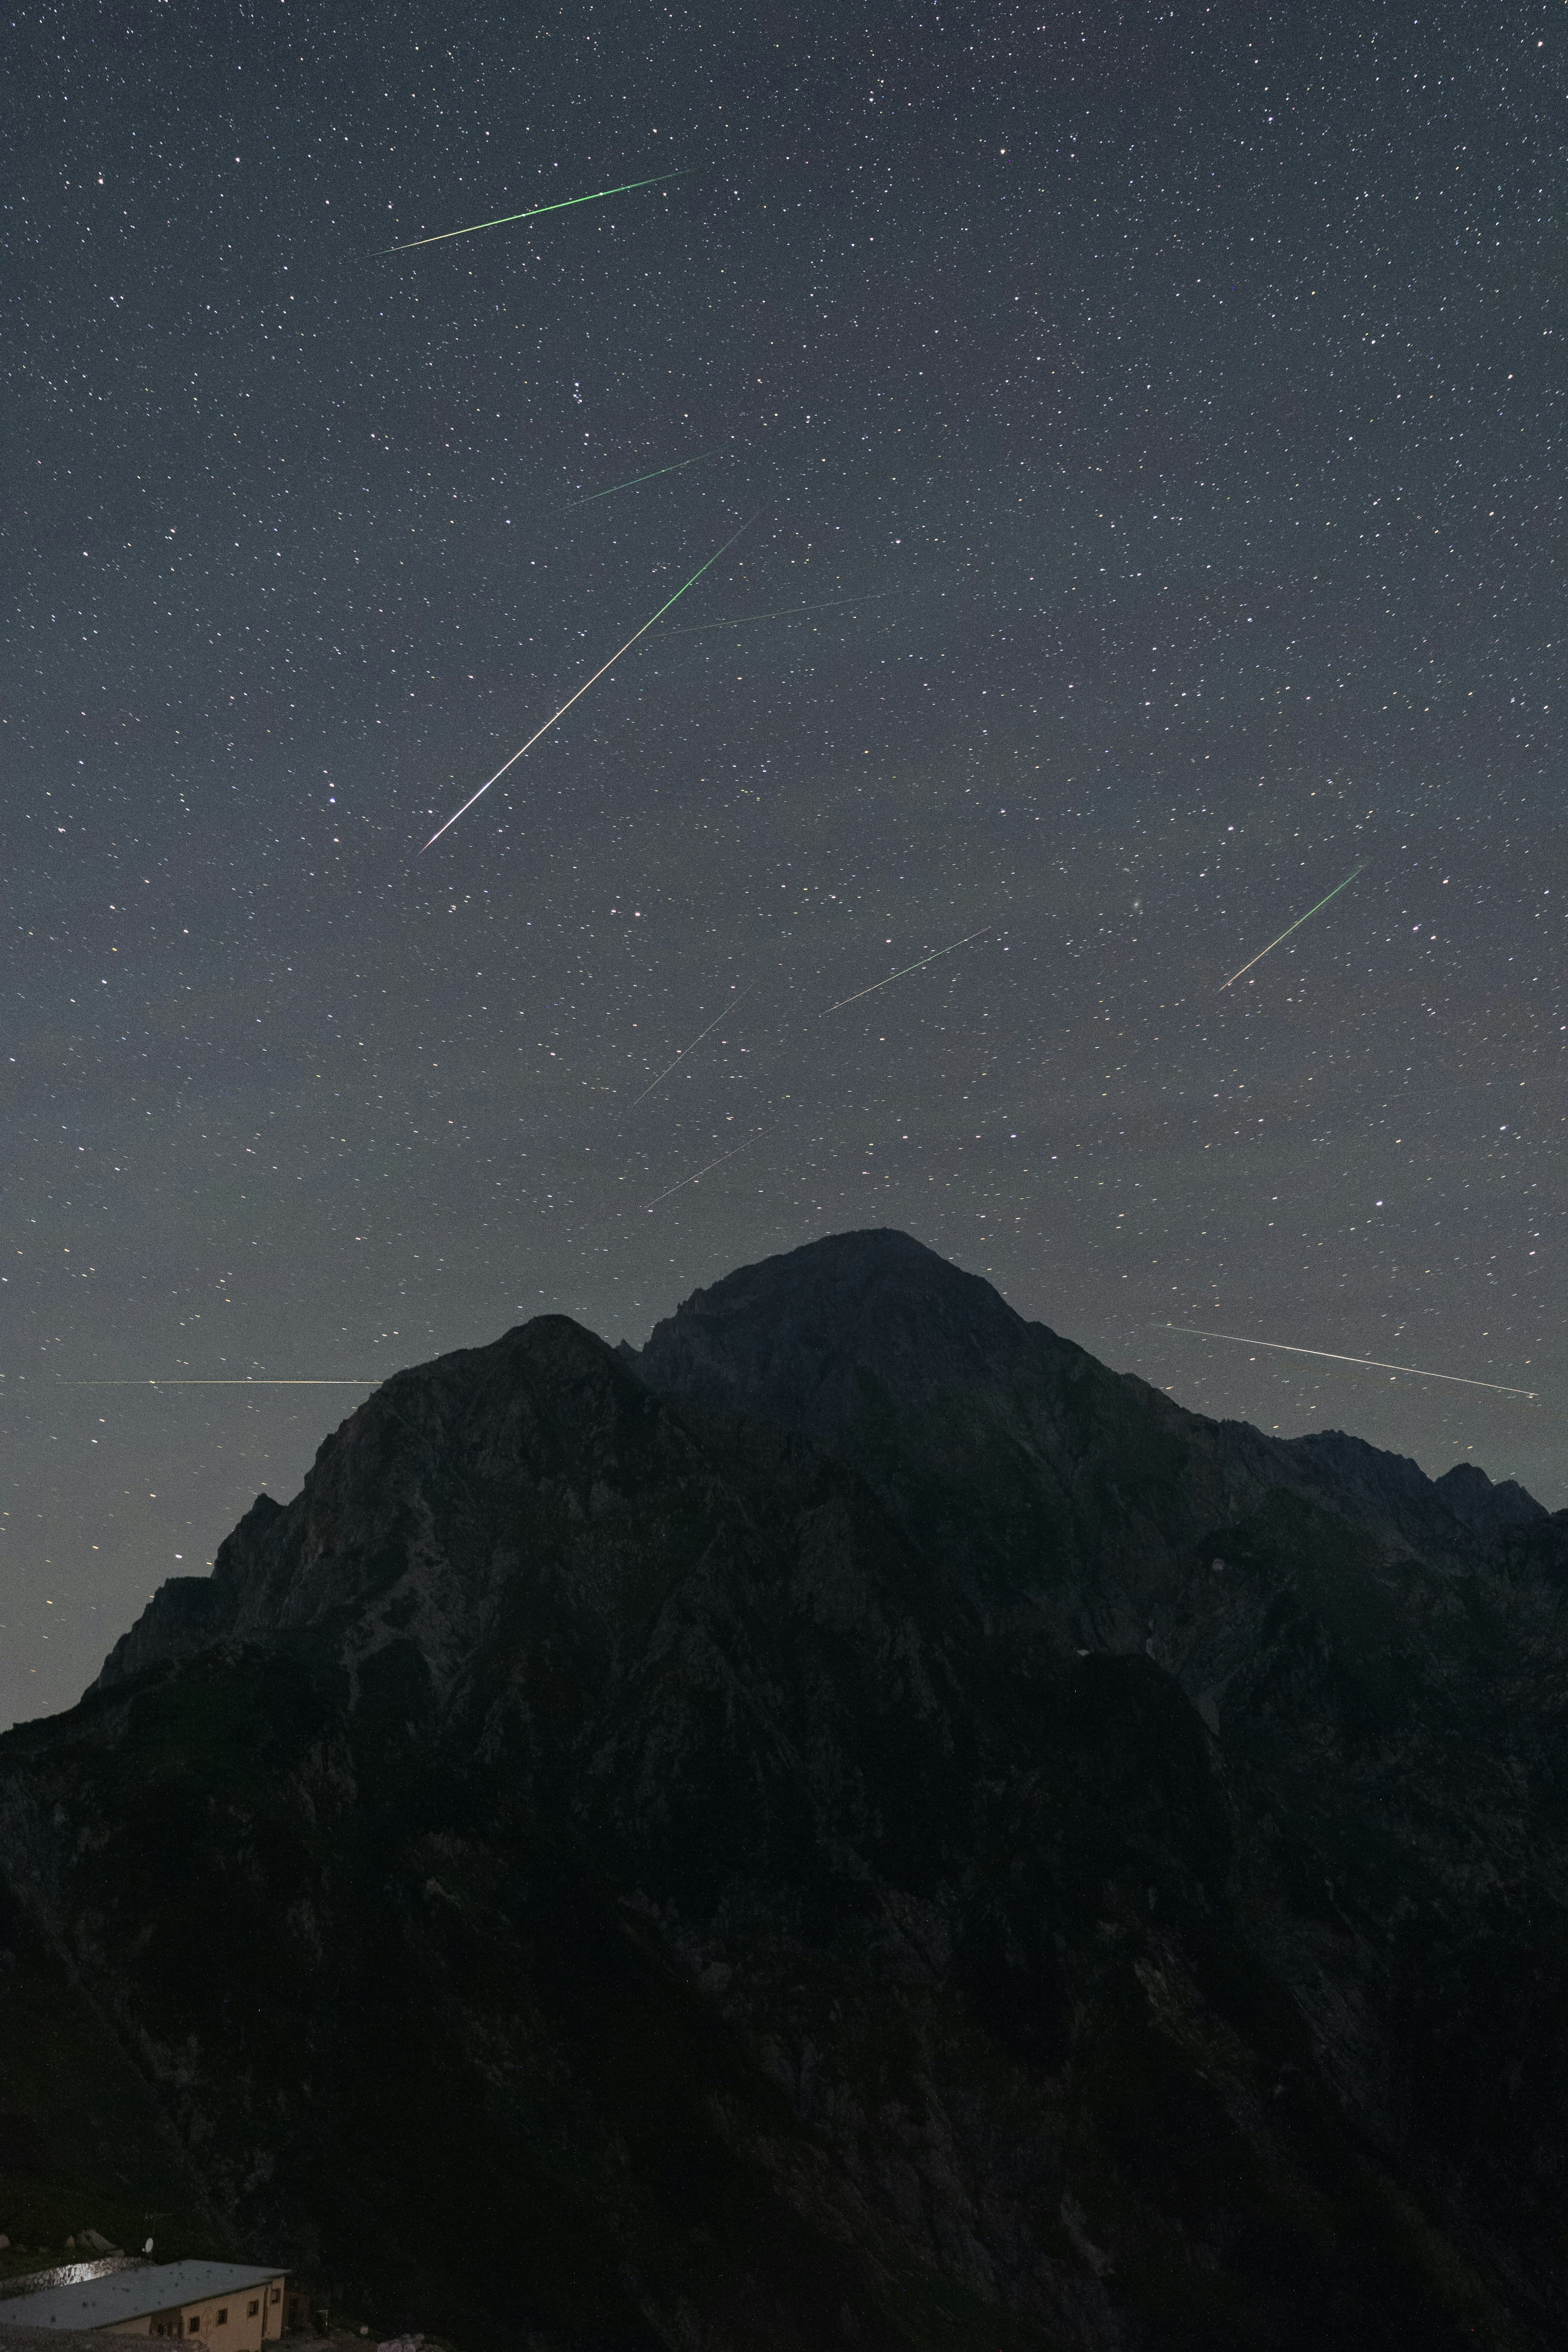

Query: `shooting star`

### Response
(642, 1129, 769, 1210)
(1158, 1324, 1538, 1399)
(58, 1379, 383, 1388)
(563, 450, 720, 510)
(626, 987, 751, 1112)
(665, 590, 893, 635)
(376, 169, 691, 257)
(823, 926, 993, 1016)
(1220, 864, 1367, 991)
(420, 515, 752, 852)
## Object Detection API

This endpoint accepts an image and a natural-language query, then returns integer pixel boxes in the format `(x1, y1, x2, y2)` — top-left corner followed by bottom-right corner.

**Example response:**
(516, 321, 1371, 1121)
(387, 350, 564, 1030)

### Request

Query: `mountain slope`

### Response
(2, 1231, 1565, 2350)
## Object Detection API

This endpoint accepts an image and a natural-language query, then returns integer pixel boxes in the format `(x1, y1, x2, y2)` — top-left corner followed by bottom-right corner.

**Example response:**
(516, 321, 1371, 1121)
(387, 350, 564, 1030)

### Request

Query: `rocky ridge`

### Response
(2, 1228, 1565, 2352)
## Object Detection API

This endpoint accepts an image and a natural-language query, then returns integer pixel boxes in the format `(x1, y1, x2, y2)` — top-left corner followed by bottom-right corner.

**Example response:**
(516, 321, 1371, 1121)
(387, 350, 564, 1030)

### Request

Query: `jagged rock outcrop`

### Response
(3, 1229, 1566, 2352)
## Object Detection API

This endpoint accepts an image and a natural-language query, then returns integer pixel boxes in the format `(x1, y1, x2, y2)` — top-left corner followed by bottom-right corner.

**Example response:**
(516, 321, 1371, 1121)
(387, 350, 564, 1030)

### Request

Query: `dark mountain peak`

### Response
(1265, 1427, 1547, 1557)
(641, 1231, 1287, 1661)
(1432, 1458, 1549, 1531)
(641, 1234, 1548, 1609)
(639, 1225, 1073, 1436)
(648, 1223, 1010, 1332)
(96, 1312, 672, 1693)
(99, 1236, 1549, 1715)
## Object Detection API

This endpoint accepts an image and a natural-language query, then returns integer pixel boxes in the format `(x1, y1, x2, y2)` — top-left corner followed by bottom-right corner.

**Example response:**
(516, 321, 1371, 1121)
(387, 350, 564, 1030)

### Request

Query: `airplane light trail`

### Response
(376, 170, 690, 256)
(626, 987, 751, 1112)
(1158, 1324, 1538, 1399)
(642, 1129, 769, 1210)
(563, 450, 719, 510)
(823, 926, 993, 1016)
(58, 1379, 383, 1388)
(664, 590, 892, 634)
(420, 516, 752, 852)
(1219, 863, 1367, 991)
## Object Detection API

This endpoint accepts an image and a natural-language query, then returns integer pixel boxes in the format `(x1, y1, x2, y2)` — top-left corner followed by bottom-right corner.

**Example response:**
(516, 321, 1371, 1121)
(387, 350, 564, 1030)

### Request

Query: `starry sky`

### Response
(5, 0, 1565, 1726)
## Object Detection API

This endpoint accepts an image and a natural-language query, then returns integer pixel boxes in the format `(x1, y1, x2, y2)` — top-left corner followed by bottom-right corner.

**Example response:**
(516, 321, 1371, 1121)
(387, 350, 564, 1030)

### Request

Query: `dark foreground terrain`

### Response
(2, 1229, 1566, 2350)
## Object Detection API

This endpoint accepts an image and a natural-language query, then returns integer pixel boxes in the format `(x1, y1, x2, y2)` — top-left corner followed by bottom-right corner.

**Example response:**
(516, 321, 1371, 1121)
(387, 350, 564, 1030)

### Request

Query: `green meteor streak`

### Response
(563, 449, 720, 510)
(421, 514, 753, 851)
(1219, 862, 1367, 991)
(377, 169, 691, 257)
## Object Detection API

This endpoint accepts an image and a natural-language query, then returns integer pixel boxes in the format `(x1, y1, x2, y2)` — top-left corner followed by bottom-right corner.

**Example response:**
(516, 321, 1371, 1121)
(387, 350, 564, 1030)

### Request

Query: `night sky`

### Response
(6, 0, 1565, 1726)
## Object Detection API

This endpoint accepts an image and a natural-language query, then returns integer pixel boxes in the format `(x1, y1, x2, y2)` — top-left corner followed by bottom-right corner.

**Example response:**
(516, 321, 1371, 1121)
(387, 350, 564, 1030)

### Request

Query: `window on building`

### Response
(187, 2321, 200, 2336)
(248, 2301, 260, 2316)
(270, 2287, 281, 2302)
(217, 2310, 228, 2325)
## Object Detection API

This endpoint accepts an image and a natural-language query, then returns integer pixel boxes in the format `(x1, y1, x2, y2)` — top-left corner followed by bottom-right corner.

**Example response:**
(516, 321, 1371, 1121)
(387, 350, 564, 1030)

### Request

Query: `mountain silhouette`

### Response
(3, 1229, 1565, 2350)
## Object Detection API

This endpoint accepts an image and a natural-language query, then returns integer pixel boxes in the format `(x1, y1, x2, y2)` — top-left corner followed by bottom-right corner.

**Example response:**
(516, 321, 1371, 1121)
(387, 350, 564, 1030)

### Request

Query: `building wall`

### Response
(118, 2275, 284, 2350)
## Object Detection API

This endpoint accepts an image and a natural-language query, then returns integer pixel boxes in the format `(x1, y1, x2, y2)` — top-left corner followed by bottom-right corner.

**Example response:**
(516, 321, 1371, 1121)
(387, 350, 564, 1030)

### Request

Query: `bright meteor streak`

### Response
(1159, 1324, 1538, 1399)
(1219, 863, 1367, 991)
(419, 515, 752, 852)
(642, 1128, 769, 1210)
(58, 1379, 383, 1388)
(376, 170, 690, 256)
(823, 926, 993, 1016)
(626, 987, 751, 1112)
(563, 449, 719, 510)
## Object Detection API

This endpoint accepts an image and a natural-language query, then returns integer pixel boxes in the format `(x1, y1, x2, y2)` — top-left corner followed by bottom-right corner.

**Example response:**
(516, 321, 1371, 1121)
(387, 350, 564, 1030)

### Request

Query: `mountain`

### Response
(3, 1228, 1566, 2351)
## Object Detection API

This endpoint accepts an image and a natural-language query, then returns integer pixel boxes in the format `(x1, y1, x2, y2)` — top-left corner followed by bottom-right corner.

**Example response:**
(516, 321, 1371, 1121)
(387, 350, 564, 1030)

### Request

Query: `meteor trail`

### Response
(626, 987, 751, 1112)
(420, 515, 752, 852)
(563, 449, 719, 510)
(823, 926, 993, 1016)
(642, 1129, 769, 1210)
(1219, 864, 1366, 991)
(376, 170, 690, 256)
(1158, 1324, 1538, 1399)
(58, 1378, 382, 1388)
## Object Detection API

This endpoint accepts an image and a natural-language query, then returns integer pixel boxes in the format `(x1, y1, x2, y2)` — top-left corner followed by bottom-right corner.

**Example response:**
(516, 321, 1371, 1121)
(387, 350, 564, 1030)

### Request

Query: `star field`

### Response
(4, 0, 1565, 1723)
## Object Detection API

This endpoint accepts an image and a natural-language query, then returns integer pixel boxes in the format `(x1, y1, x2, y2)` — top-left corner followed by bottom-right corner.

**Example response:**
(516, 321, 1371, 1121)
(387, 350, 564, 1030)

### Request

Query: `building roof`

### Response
(0, 2261, 285, 2332)
(0, 2265, 130, 2304)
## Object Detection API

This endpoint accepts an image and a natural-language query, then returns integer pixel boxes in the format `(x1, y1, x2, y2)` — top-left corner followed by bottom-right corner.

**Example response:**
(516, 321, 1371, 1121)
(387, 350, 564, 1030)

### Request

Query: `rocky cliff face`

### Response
(4, 1229, 1566, 2352)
